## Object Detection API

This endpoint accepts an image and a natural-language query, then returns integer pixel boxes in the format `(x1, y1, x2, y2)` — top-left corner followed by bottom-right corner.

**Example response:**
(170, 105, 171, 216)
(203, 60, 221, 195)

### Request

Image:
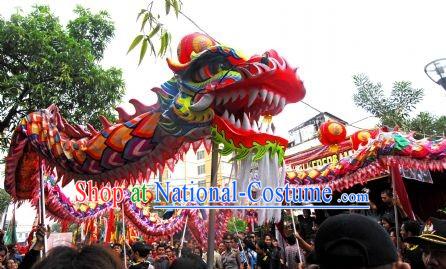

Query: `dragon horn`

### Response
(75, 124, 91, 137)
(115, 107, 131, 123)
(166, 57, 190, 73)
(129, 99, 151, 116)
(62, 119, 81, 138)
(99, 116, 112, 129)
(87, 124, 99, 136)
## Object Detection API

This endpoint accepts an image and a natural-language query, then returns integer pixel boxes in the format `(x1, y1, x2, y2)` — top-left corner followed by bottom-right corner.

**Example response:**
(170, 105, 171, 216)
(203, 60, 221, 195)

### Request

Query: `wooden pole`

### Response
(391, 167, 401, 253)
(121, 201, 127, 268)
(38, 157, 47, 257)
(179, 215, 189, 258)
(1, 203, 10, 231)
(290, 205, 304, 264)
(206, 142, 219, 269)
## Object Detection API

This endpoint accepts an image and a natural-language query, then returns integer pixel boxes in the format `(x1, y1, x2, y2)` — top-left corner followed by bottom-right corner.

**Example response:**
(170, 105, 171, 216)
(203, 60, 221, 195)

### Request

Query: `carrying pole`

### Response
(38, 157, 47, 257)
(206, 142, 219, 269)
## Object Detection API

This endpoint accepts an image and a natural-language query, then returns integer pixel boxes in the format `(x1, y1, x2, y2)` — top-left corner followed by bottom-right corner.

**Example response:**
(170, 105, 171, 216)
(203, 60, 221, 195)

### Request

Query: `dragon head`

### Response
(157, 33, 305, 163)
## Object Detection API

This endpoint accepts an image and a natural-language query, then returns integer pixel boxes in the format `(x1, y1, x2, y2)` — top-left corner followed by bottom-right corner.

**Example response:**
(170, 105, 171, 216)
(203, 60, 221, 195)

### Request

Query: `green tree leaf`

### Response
(127, 34, 144, 54)
(140, 13, 150, 31)
(172, 0, 180, 17)
(352, 74, 445, 138)
(0, 189, 10, 215)
(165, 0, 171, 15)
(148, 23, 160, 39)
(127, 35, 144, 53)
(139, 38, 148, 65)
(227, 217, 247, 234)
(136, 9, 147, 21)
(0, 5, 125, 151)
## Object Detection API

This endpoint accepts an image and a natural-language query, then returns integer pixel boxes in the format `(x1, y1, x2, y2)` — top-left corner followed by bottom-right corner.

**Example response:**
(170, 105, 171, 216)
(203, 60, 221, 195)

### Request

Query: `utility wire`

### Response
(300, 101, 372, 130)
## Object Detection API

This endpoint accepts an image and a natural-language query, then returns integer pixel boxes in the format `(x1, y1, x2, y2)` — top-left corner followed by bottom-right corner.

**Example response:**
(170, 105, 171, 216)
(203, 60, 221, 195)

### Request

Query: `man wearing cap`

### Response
(406, 218, 446, 269)
(313, 213, 410, 269)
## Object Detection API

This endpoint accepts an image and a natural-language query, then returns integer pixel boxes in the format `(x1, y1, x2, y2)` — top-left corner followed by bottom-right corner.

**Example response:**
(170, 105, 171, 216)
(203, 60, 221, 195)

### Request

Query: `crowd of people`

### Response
(0, 188, 444, 269)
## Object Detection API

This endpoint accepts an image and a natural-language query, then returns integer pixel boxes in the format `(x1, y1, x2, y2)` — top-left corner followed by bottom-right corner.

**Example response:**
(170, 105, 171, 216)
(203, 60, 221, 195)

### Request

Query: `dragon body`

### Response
(33, 178, 231, 245)
(286, 131, 446, 191)
(5, 33, 305, 227)
(5, 33, 305, 199)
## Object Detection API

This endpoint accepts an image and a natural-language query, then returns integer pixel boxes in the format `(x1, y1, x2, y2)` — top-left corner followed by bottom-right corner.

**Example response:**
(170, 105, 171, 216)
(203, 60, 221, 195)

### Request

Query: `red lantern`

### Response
(350, 129, 378, 150)
(318, 120, 347, 146)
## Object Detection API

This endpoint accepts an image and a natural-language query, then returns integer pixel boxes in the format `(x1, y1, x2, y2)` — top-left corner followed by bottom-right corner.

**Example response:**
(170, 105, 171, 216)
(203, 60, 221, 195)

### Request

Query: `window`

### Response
(198, 180, 207, 187)
(197, 150, 205, 160)
(197, 164, 205, 175)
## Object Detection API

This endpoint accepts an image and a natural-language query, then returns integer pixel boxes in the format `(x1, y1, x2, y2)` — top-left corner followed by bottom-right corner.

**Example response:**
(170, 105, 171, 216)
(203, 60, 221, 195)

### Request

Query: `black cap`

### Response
(406, 217, 446, 249)
(314, 214, 397, 268)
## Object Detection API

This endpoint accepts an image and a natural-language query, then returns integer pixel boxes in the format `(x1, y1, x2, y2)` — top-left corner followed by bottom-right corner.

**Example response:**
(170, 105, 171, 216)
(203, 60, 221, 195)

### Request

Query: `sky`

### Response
(2, 0, 446, 229)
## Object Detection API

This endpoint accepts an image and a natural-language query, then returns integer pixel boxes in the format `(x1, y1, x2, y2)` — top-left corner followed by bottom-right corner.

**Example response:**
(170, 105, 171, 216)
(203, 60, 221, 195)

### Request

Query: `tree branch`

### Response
(0, 85, 32, 134)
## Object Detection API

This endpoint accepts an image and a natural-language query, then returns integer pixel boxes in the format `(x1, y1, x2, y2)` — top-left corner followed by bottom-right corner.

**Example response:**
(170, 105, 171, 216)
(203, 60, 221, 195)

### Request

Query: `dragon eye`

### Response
(192, 62, 230, 83)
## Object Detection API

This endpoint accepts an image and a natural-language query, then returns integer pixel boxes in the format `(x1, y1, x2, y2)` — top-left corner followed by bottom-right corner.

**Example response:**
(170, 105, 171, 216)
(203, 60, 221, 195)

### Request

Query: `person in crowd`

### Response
(153, 244, 169, 269)
(247, 233, 257, 246)
(173, 241, 180, 256)
(18, 224, 48, 269)
(379, 189, 408, 222)
(129, 242, 153, 269)
(313, 213, 410, 269)
(5, 259, 18, 269)
(151, 242, 158, 256)
(111, 243, 123, 263)
(193, 246, 205, 263)
(244, 241, 257, 269)
(406, 217, 446, 269)
(264, 235, 281, 269)
(165, 246, 176, 265)
(0, 245, 8, 269)
(178, 247, 207, 268)
(7, 245, 22, 264)
(380, 213, 398, 247)
(299, 210, 315, 241)
(284, 235, 301, 269)
(255, 241, 270, 269)
(221, 235, 241, 269)
(32, 245, 123, 269)
(400, 220, 425, 269)
(213, 245, 223, 269)
(232, 237, 248, 268)
(271, 237, 285, 268)
(294, 231, 314, 254)
(169, 256, 207, 269)
(381, 213, 396, 234)
(218, 242, 226, 254)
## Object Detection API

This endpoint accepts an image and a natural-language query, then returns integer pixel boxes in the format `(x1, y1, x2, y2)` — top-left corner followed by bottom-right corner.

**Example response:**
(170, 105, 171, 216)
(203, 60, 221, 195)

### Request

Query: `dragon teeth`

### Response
(259, 89, 267, 102)
(273, 93, 280, 107)
(229, 114, 236, 124)
(239, 90, 247, 100)
(231, 92, 239, 102)
(242, 113, 251, 130)
(235, 119, 241, 129)
(222, 94, 231, 105)
(279, 97, 286, 109)
(215, 96, 223, 106)
(252, 120, 259, 132)
(266, 91, 274, 105)
(222, 110, 229, 119)
(266, 123, 274, 134)
(248, 89, 259, 107)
